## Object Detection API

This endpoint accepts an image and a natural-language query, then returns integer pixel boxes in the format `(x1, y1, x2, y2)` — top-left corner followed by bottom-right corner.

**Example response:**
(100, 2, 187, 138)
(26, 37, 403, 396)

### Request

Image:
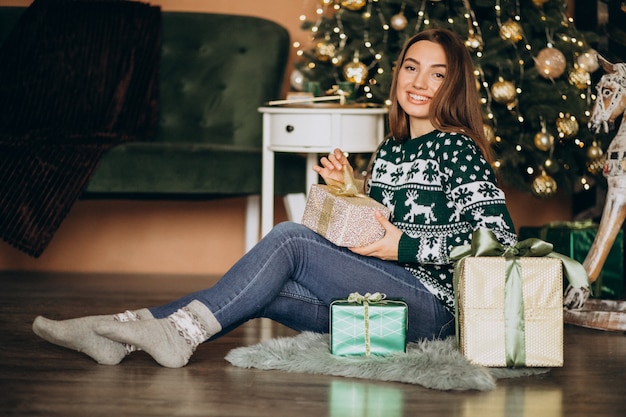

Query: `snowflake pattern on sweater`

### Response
(367, 130, 517, 313)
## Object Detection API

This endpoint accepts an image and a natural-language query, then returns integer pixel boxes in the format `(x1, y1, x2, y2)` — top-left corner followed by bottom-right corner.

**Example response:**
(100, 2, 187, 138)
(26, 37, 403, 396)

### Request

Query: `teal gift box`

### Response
(519, 222, 624, 299)
(330, 292, 407, 357)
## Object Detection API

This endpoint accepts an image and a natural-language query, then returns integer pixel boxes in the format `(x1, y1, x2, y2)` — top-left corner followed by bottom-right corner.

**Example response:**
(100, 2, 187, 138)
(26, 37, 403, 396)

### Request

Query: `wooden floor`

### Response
(1, 271, 625, 417)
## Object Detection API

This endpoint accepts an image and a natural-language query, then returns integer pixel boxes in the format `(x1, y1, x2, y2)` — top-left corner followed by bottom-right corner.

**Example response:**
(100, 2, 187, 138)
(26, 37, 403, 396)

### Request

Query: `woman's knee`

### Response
(269, 221, 316, 241)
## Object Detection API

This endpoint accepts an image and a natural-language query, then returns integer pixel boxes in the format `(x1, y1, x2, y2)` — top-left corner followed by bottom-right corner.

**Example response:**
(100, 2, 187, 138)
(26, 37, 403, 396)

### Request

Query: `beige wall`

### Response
(0, 0, 572, 275)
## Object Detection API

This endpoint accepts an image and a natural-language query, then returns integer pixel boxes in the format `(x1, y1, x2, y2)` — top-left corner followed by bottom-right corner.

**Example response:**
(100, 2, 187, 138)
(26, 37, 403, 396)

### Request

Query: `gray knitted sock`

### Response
(95, 300, 221, 368)
(32, 308, 153, 365)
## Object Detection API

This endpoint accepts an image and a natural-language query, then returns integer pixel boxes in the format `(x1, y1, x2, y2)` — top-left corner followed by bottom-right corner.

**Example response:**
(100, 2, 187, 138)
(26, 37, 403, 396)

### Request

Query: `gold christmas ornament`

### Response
(499, 19, 523, 43)
(568, 67, 591, 89)
(587, 155, 606, 176)
(390, 13, 408, 31)
(556, 114, 579, 138)
(576, 49, 600, 73)
(315, 40, 336, 62)
(341, 0, 367, 11)
(587, 140, 604, 160)
(532, 0, 550, 6)
(491, 79, 517, 104)
(483, 124, 495, 144)
(534, 130, 555, 151)
(465, 34, 483, 51)
(532, 171, 558, 198)
(535, 47, 567, 79)
(343, 58, 368, 85)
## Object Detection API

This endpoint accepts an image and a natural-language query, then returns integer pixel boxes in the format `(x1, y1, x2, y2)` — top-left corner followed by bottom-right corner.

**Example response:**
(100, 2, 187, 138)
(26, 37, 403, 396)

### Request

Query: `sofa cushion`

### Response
(86, 143, 305, 195)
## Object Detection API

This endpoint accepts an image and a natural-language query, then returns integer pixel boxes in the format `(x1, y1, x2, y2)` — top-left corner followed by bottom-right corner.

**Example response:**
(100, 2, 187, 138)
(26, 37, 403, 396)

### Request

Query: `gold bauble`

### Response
(483, 124, 495, 144)
(465, 34, 483, 51)
(341, 0, 367, 11)
(343, 59, 368, 85)
(576, 49, 600, 73)
(556, 114, 579, 138)
(531, 172, 558, 198)
(390, 13, 408, 31)
(499, 19, 523, 43)
(535, 47, 567, 79)
(491, 79, 517, 104)
(568, 67, 591, 89)
(532, 0, 550, 6)
(587, 141, 604, 160)
(534, 130, 555, 151)
(315, 40, 336, 62)
(587, 155, 606, 176)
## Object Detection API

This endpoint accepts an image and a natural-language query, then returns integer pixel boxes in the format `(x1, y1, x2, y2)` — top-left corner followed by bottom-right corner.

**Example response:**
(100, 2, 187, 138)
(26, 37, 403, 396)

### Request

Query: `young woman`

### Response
(33, 28, 517, 368)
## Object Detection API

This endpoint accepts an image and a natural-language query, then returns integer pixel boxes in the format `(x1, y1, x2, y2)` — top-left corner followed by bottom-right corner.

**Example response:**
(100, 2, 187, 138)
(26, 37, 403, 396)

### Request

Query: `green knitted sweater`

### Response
(367, 130, 517, 313)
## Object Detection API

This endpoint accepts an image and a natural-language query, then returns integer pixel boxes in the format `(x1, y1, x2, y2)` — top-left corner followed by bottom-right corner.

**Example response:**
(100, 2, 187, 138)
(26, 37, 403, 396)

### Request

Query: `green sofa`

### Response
(0, 6, 305, 197)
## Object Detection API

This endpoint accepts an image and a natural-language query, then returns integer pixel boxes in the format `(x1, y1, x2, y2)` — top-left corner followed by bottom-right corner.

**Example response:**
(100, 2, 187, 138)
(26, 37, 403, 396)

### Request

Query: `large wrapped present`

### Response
(330, 292, 407, 357)
(301, 166, 391, 247)
(451, 229, 589, 367)
(519, 221, 624, 299)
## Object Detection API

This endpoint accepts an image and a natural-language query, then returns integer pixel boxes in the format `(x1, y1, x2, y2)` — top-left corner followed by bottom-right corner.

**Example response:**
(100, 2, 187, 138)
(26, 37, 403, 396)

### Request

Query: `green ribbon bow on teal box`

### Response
(450, 228, 589, 367)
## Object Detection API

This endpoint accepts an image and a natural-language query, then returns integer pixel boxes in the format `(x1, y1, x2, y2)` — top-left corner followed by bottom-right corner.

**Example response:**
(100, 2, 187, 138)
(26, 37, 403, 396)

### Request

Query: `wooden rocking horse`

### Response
(563, 55, 626, 331)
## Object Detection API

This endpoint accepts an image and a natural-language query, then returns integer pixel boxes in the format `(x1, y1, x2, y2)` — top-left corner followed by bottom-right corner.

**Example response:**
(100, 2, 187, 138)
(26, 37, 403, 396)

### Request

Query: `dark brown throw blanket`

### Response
(0, 0, 160, 257)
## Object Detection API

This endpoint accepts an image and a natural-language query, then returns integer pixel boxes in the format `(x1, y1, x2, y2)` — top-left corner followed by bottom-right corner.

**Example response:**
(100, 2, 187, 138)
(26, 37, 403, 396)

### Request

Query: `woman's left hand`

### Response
(349, 211, 402, 261)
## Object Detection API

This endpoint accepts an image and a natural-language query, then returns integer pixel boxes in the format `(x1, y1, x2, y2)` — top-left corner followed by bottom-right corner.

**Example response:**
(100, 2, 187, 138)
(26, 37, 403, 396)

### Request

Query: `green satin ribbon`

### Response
(450, 228, 589, 367)
(347, 292, 386, 356)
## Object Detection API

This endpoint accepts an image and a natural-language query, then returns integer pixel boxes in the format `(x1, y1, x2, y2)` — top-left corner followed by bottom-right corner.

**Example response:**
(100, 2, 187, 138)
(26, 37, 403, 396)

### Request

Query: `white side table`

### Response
(257, 105, 388, 239)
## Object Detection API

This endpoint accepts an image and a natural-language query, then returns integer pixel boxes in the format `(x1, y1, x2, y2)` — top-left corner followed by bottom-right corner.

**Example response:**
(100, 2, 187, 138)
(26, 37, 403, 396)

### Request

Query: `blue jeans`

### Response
(150, 222, 455, 342)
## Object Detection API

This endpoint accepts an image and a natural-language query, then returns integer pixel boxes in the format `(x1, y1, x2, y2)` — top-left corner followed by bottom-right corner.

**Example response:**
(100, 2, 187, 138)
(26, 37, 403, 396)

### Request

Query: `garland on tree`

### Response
(292, 0, 612, 198)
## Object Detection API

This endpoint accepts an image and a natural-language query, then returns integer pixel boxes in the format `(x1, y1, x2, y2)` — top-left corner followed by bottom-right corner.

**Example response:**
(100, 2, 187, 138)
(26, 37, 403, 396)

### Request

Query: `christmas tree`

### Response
(291, 0, 610, 199)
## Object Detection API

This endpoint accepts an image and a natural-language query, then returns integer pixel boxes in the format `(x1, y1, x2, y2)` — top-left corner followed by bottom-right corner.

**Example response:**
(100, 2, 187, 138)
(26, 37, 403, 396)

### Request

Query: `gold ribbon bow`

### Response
(347, 292, 386, 356)
(324, 165, 364, 197)
(450, 228, 589, 367)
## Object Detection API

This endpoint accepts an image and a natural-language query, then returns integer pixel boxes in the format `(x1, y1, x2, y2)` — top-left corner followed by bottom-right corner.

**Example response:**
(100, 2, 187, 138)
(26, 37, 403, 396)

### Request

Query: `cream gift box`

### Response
(456, 256, 564, 367)
(451, 228, 589, 368)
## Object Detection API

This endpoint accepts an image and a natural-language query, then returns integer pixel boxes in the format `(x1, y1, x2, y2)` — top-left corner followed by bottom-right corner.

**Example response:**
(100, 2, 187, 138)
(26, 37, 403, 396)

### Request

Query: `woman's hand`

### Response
(313, 148, 353, 185)
(349, 211, 402, 261)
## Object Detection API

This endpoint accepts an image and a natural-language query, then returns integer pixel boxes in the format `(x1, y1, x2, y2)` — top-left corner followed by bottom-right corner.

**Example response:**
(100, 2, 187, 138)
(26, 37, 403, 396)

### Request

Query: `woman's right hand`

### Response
(313, 148, 353, 185)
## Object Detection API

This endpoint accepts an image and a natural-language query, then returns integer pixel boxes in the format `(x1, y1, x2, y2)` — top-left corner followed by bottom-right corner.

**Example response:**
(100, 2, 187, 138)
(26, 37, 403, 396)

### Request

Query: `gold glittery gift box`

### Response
(456, 257, 563, 367)
(301, 184, 391, 247)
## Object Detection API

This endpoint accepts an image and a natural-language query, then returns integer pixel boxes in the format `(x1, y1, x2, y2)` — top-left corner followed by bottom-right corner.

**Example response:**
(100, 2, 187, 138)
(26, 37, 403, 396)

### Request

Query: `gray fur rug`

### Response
(225, 332, 549, 391)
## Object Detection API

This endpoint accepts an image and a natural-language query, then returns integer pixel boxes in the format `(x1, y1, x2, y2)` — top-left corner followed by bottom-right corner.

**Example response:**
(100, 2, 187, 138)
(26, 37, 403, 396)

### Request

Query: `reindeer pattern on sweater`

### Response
(367, 130, 517, 313)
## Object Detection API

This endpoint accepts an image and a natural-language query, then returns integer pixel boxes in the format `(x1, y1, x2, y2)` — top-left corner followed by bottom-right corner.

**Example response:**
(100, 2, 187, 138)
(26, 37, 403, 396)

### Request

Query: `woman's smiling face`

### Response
(395, 40, 447, 137)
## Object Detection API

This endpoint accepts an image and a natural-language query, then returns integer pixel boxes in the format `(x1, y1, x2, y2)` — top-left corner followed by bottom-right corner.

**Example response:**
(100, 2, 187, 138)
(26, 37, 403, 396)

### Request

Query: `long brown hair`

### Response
(387, 28, 492, 163)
